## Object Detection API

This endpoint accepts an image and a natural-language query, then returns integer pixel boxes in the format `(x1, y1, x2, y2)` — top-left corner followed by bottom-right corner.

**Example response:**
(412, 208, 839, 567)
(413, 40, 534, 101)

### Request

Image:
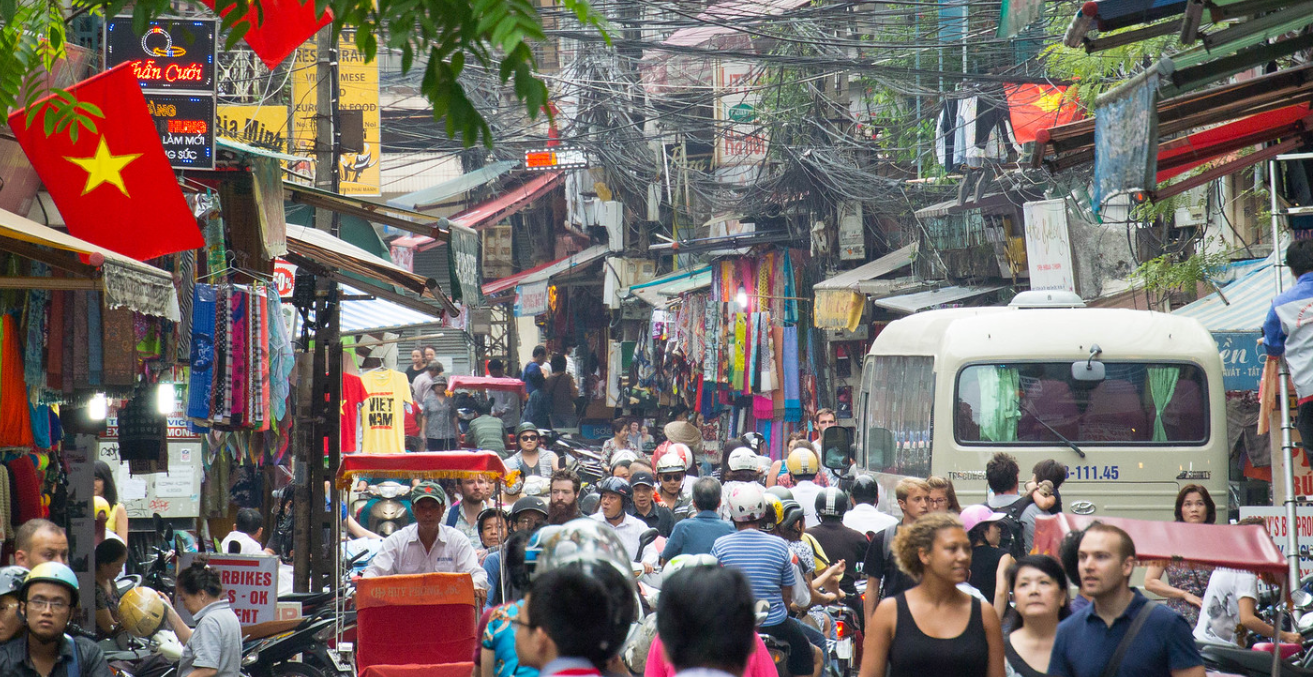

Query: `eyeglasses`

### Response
(929, 498, 949, 507)
(26, 599, 70, 613)
(0, 602, 17, 613)
(511, 618, 536, 631)
(660, 474, 685, 482)
(519, 435, 539, 441)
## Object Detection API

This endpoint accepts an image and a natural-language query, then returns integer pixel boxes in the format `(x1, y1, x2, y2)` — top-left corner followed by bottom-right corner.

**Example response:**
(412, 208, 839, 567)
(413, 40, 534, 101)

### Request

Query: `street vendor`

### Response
(363, 481, 490, 608)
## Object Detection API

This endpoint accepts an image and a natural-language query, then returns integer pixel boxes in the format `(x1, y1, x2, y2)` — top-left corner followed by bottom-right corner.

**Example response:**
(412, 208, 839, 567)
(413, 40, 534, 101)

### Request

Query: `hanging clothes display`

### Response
(360, 368, 412, 454)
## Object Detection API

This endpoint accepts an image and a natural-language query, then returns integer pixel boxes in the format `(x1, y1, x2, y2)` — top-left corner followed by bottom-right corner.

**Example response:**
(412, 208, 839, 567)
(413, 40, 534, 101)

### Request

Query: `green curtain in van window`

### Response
(1148, 366, 1179, 442)
(979, 366, 1021, 442)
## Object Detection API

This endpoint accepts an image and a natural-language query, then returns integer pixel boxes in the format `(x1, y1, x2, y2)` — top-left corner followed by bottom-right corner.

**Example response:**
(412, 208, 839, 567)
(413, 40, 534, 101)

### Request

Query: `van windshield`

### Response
(955, 362, 1208, 445)
(863, 355, 934, 476)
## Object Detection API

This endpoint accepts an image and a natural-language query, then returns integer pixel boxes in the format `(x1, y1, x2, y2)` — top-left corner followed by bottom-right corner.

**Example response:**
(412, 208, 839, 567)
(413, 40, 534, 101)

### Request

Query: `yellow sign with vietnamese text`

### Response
(814, 289, 865, 332)
(290, 30, 380, 196)
(216, 105, 288, 151)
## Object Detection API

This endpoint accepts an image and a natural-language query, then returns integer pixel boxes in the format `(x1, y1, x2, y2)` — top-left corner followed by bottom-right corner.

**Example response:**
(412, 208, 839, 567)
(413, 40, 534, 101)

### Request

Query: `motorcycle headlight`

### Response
(243, 651, 260, 666)
(378, 485, 401, 499)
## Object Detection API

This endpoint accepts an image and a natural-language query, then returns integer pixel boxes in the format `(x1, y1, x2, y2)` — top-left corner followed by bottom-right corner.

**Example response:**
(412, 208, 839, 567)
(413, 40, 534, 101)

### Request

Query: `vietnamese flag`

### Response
(202, 0, 333, 70)
(7, 64, 204, 261)
(1005, 84, 1083, 145)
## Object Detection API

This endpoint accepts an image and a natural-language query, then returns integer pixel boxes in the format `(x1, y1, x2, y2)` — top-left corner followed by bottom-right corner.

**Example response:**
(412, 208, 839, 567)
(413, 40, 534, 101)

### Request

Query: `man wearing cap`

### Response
(509, 423, 559, 479)
(364, 481, 489, 608)
(591, 478, 659, 574)
(627, 471, 674, 537)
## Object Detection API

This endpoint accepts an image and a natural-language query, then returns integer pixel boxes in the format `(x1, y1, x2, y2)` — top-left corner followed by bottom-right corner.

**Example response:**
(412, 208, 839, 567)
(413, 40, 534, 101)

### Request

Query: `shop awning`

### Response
(0, 208, 179, 320)
(1157, 103, 1313, 182)
(627, 267, 713, 307)
(284, 224, 456, 316)
(387, 161, 519, 212)
(283, 182, 448, 241)
(216, 137, 310, 163)
(873, 285, 1006, 314)
(339, 286, 443, 334)
(1174, 255, 1289, 333)
(387, 172, 565, 252)
(482, 244, 610, 297)
(914, 193, 1022, 219)
(815, 243, 919, 292)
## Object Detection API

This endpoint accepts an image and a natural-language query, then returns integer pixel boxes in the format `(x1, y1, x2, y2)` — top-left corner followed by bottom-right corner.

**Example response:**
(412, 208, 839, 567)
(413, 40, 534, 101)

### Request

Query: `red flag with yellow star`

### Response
(1004, 84, 1083, 146)
(6, 64, 203, 261)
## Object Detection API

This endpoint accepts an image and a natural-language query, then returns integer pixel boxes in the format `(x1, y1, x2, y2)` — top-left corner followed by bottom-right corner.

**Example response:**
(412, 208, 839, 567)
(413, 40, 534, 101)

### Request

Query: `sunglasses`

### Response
(519, 435, 540, 441)
(660, 474, 685, 482)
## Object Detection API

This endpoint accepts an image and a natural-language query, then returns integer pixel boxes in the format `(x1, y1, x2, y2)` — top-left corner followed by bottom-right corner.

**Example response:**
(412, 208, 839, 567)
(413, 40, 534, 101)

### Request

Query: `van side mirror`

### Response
(821, 427, 852, 471)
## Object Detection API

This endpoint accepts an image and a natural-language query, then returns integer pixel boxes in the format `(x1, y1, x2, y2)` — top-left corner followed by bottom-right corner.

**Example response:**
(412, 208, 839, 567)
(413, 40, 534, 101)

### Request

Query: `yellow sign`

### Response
(216, 105, 288, 151)
(814, 289, 865, 332)
(290, 30, 380, 196)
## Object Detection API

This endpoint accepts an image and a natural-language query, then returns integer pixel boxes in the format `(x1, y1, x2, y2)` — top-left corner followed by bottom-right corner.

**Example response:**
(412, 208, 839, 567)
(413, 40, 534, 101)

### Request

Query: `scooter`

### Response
(242, 614, 355, 677)
(352, 481, 414, 536)
(540, 429, 606, 485)
(823, 604, 861, 677)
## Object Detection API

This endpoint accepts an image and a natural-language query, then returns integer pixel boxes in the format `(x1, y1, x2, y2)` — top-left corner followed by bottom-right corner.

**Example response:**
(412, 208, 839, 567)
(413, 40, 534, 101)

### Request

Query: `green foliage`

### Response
(1130, 242, 1230, 296)
(2, 0, 608, 148)
(1040, 29, 1178, 112)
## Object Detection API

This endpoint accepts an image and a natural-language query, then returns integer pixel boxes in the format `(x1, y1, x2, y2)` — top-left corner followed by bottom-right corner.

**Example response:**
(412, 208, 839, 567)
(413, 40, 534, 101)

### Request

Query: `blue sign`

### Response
(1214, 331, 1264, 392)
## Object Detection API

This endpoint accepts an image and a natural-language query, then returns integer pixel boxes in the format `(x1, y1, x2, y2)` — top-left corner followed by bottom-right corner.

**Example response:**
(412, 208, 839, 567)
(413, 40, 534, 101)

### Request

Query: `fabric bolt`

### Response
(267, 292, 294, 421)
(216, 284, 234, 426)
(87, 292, 102, 386)
(46, 291, 64, 391)
(732, 313, 746, 391)
(72, 292, 89, 387)
(0, 317, 32, 448)
(24, 276, 47, 392)
(188, 284, 218, 421)
(29, 404, 49, 449)
(101, 307, 135, 386)
(0, 464, 10, 541)
(9, 454, 41, 525)
(781, 251, 797, 324)
(783, 326, 801, 421)
(176, 251, 195, 362)
(61, 289, 73, 392)
(230, 289, 249, 426)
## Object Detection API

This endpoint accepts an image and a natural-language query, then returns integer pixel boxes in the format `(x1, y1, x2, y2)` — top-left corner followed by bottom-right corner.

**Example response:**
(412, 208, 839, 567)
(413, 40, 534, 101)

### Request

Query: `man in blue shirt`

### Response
(710, 483, 814, 677)
(1264, 239, 1313, 450)
(662, 477, 733, 563)
(522, 346, 548, 394)
(1049, 524, 1204, 677)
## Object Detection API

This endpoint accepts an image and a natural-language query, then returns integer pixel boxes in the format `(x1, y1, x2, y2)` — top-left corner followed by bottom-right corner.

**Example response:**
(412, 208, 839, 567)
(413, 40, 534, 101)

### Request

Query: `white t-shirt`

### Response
(220, 531, 264, 556)
(1193, 567, 1258, 646)
(792, 480, 823, 528)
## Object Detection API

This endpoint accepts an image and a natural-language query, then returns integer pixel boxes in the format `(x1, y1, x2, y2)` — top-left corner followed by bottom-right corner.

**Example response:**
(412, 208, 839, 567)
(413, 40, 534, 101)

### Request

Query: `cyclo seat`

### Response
(1200, 643, 1313, 676)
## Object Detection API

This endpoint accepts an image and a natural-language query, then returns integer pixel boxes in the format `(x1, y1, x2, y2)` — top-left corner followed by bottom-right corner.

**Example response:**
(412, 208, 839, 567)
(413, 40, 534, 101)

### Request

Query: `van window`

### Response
(862, 355, 934, 476)
(955, 362, 1208, 445)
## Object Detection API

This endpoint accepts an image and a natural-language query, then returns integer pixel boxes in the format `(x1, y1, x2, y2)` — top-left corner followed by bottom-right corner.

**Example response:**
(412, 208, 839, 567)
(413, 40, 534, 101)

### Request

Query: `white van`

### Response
(855, 296, 1227, 521)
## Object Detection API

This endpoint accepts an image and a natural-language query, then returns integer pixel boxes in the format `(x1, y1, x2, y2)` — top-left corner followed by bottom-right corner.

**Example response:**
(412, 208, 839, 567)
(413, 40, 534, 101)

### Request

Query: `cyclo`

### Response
(333, 450, 515, 677)
(1031, 512, 1305, 676)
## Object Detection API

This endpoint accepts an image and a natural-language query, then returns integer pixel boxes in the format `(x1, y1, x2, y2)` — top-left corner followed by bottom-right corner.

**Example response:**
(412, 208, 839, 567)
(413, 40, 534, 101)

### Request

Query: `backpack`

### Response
(991, 497, 1031, 560)
(878, 523, 902, 599)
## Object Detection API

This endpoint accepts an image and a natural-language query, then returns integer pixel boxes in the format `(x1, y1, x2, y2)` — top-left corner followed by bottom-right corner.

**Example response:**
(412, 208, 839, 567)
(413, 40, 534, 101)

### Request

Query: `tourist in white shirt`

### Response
(221, 508, 266, 555)
(1194, 518, 1300, 647)
(841, 475, 898, 537)
(363, 481, 489, 608)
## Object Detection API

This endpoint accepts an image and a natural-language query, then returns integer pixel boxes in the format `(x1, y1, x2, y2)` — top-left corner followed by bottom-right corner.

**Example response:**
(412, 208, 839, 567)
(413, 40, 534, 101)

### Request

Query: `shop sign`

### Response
(714, 62, 767, 167)
(104, 17, 217, 91)
(143, 93, 215, 169)
(483, 224, 513, 279)
(99, 440, 202, 518)
(1214, 331, 1263, 392)
(525, 147, 588, 170)
(1022, 199, 1076, 292)
(292, 31, 380, 195)
(273, 259, 297, 297)
(814, 289, 864, 333)
(216, 104, 287, 151)
(514, 281, 549, 317)
(178, 553, 277, 625)
(449, 224, 482, 306)
(1238, 506, 1313, 578)
(839, 201, 865, 261)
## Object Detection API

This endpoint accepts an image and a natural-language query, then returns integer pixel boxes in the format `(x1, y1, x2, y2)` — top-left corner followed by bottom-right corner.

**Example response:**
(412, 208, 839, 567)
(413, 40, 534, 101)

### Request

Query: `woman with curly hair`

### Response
(857, 513, 1005, 677)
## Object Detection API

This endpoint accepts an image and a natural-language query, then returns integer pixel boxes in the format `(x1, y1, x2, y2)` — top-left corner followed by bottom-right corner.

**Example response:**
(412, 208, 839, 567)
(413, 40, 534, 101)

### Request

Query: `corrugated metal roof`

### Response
(814, 243, 918, 291)
(387, 161, 518, 211)
(872, 285, 1006, 314)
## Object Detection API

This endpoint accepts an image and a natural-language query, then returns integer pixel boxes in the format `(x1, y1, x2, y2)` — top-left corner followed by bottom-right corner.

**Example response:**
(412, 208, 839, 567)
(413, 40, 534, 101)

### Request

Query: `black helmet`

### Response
(596, 476, 633, 504)
(815, 487, 850, 518)
(779, 500, 805, 530)
(850, 474, 879, 505)
(511, 496, 549, 519)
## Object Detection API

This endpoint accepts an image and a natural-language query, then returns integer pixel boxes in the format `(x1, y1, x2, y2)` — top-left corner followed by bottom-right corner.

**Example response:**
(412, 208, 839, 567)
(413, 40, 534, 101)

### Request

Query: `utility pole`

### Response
(295, 25, 343, 593)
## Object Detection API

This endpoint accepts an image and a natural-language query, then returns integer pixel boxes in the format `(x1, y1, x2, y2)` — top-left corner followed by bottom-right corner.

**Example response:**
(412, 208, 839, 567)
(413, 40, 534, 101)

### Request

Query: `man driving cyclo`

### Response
(338, 452, 507, 675)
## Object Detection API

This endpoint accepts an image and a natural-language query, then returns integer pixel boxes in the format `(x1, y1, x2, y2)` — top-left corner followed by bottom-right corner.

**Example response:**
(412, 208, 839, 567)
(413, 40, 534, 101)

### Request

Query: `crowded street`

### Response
(3, 0, 1313, 676)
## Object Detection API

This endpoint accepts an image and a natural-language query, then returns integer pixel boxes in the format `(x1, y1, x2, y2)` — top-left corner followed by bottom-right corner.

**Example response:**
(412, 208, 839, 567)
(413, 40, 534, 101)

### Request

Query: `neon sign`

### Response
(104, 17, 216, 92)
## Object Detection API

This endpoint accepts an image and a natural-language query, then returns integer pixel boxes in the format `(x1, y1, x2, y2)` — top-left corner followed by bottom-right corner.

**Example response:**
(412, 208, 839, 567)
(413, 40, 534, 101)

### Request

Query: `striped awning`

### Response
(1174, 255, 1290, 333)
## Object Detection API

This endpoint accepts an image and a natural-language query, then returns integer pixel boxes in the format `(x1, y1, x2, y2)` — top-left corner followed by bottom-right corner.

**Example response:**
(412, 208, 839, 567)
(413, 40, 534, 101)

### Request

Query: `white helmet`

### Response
(612, 450, 639, 466)
(522, 475, 551, 497)
(725, 483, 767, 522)
(655, 445, 690, 473)
(662, 553, 719, 585)
(727, 447, 759, 471)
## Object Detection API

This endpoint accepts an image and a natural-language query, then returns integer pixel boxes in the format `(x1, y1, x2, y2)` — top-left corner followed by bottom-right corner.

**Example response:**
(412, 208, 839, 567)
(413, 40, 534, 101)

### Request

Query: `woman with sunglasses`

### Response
(509, 422, 559, 479)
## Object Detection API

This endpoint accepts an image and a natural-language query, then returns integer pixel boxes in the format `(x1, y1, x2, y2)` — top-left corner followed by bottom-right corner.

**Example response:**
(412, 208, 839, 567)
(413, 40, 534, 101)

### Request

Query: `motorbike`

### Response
(823, 603, 861, 677)
(351, 480, 414, 535)
(540, 429, 606, 485)
(242, 614, 356, 677)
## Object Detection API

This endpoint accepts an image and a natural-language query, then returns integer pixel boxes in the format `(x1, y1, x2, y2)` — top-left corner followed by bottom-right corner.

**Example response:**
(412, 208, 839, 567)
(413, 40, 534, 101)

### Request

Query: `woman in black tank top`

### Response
(857, 513, 1005, 677)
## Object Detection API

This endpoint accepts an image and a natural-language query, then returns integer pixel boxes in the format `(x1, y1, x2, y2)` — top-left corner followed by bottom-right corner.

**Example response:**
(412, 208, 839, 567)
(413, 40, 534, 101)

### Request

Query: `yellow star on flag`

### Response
(1033, 91, 1066, 114)
(64, 137, 141, 197)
